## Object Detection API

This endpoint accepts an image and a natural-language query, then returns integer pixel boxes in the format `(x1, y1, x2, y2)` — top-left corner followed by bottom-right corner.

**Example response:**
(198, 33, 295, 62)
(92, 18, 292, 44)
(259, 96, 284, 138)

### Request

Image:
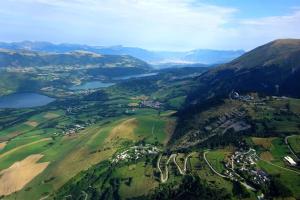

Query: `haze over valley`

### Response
(0, 1, 300, 200)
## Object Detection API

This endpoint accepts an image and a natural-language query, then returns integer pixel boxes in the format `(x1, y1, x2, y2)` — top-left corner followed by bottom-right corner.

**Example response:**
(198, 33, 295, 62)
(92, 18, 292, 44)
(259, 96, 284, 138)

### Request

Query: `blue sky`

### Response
(0, 0, 300, 51)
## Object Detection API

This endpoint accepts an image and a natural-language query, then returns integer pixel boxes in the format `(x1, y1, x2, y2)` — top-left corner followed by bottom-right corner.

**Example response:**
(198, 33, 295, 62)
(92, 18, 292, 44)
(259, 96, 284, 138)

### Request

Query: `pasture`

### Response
(288, 135, 300, 156)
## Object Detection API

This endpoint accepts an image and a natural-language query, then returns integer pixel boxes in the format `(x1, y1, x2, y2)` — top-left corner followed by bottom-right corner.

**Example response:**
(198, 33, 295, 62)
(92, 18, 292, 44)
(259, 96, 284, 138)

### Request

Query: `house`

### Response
(229, 91, 240, 99)
(284, 156, 297, 166)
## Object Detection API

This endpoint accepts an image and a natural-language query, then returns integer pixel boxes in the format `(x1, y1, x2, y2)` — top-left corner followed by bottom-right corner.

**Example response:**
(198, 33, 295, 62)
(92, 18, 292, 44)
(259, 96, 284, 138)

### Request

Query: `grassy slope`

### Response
(114, 161, 159, 199)
(257, 161, 300, 198)
(1, 107, 169, 199)
(288, 135, 300, 155)
(251, 137, 300, 198)
(205, 149, 230, 174)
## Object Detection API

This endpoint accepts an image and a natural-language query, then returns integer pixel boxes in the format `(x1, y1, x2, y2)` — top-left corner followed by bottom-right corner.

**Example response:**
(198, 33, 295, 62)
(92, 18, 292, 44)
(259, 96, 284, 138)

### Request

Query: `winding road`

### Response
(203, 151, 227, 178)
(157, 154, 168, 183)
(157, 153, 192, 182)
(81, 190, 88, 200)
(203, 151, 256, 191)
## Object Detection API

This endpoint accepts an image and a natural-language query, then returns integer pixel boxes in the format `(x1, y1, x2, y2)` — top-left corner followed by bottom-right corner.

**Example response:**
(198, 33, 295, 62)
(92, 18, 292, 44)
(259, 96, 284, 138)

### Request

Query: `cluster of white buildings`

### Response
(224, 149, 269, 186)
(63, 124, 85, 135)
(112, 144, 160, 164)
(284, 156, 297, 166)
(140, 100, 162, 109)
(229, 91, 254, 102)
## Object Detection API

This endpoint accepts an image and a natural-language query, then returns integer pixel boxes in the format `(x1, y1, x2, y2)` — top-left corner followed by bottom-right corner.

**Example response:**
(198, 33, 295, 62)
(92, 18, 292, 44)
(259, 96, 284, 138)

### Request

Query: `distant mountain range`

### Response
(0, 41, 245, 64)
(0, 49, 149, 70)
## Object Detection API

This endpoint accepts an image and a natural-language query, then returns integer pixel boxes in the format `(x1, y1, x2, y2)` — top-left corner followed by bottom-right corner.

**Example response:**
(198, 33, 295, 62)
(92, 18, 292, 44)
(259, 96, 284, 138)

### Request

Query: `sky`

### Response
(0, 0, 300, 51)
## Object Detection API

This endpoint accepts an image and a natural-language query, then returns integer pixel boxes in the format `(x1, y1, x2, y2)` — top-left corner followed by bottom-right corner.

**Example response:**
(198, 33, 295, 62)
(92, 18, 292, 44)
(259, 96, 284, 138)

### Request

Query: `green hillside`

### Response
(0, 49, 149, 69)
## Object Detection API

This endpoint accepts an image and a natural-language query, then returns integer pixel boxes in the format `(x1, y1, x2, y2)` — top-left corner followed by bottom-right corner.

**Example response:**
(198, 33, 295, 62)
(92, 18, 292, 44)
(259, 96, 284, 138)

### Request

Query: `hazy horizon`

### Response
(1, 0, 300, 51)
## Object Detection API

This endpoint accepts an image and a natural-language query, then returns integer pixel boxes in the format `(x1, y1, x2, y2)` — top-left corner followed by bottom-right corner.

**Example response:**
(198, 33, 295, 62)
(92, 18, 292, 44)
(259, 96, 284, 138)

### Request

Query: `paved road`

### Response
(82, 191, 88, 200)
(158, 153, 192, 182)
(203, 151, 256, 191)
(203, 151, 228, 178)
(183, 153, 193, 172)
(173, 154, 185, 175)
(157, 154, 168, 183)
(39, 195, 49, 200)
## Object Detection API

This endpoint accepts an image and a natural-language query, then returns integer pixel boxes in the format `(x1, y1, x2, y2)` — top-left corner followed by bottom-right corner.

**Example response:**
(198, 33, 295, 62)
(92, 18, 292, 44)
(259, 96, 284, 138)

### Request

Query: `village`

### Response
(224, 148, 270, 187)
(112, 144, 160, 164)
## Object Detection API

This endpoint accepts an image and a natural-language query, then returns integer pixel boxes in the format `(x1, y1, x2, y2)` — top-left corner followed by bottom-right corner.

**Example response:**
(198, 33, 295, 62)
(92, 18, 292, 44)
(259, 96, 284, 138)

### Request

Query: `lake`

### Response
(0, 93, 55, 109)
(70, 81, 115, 90)
(113, 73, 158, 80)
(70, 73, 158, 90)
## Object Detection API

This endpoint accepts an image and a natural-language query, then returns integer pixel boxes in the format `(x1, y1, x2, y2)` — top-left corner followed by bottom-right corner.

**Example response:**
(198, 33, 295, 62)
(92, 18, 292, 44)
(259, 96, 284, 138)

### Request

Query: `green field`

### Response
(252, 136, 300, 198)
(257, 160, 300, 198)
(0, 103, 170, 199)
(114, 161, 159, 199)
(205, 149, 229, 174)
(253, 137, 296, 166)
(189, 152, 234, 194)
(288, 135, 300, 157)
(1, 68, 300, 200)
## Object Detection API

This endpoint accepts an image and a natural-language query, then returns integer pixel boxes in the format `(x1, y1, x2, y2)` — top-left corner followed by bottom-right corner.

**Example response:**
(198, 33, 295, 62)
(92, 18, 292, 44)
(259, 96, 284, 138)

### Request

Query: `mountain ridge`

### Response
(185, 39, 300, 105)
(0, 48, 149, 69)
(0, 41, 245, 64)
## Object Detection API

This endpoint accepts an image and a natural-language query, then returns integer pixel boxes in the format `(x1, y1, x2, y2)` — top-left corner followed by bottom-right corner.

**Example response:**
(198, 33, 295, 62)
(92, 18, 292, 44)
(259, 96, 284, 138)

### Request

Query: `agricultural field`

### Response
(1, 69, 300, 200)
(247, 136, 300, 198)
(252, 137, 291, 165)
(205, 149, 231, 174)
(0, 87, 173, 199)
(0, 108, 170, 199)
(287, 135, 300, 157)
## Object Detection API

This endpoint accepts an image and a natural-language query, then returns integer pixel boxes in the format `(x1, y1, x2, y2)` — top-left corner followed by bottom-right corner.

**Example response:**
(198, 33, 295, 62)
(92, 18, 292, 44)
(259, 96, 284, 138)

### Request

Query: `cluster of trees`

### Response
(146, 175, 231, 200)
(0, 109, 39, 130)
(199, 128, 249, 149)
(54, 161, 122, 200)
(264, 176, 293, 199)
(171, 97, 224, 143)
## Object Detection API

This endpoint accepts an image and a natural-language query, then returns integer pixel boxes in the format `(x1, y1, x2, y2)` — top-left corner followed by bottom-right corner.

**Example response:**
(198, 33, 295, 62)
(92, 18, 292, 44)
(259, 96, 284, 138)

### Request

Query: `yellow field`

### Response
(164, 119, 176, 145)
(252, 137, 275, 149)
(260, 151, 274, 161)
(105, 118, 138, 143)
(43, 112, 60, 119)
(51, 126, 117, 189)
(25, 121, 39, 127)
(0, 154, 49, 196)
(52, 144, 115, 189)
(0, 141, 7, 150)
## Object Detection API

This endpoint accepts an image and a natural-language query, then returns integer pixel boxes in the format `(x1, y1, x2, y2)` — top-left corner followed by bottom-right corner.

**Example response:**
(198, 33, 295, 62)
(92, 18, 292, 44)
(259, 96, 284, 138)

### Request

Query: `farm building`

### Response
(284, 156, 297, 166)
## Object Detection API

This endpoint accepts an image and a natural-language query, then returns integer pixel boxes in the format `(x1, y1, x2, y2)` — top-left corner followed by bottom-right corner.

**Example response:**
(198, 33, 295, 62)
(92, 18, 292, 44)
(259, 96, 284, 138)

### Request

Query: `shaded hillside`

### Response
(187, 39, 300, 104)
(171, 39, 300, 148)
(0, 49, 149, 69)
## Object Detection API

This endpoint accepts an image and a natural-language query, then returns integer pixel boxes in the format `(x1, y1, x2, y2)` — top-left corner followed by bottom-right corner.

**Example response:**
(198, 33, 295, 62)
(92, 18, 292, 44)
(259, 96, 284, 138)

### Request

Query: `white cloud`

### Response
(234, 9, 300, 50)
(0, 0, 300, 50)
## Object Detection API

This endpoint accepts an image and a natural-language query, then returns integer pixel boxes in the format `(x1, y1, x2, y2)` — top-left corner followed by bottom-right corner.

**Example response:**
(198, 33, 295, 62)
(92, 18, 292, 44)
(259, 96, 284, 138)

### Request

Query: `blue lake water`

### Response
(0, 93, 55, 109)
(70, 73, 157, 90)
(70, 81, 115, 90)
(113, 73, 158, 80)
